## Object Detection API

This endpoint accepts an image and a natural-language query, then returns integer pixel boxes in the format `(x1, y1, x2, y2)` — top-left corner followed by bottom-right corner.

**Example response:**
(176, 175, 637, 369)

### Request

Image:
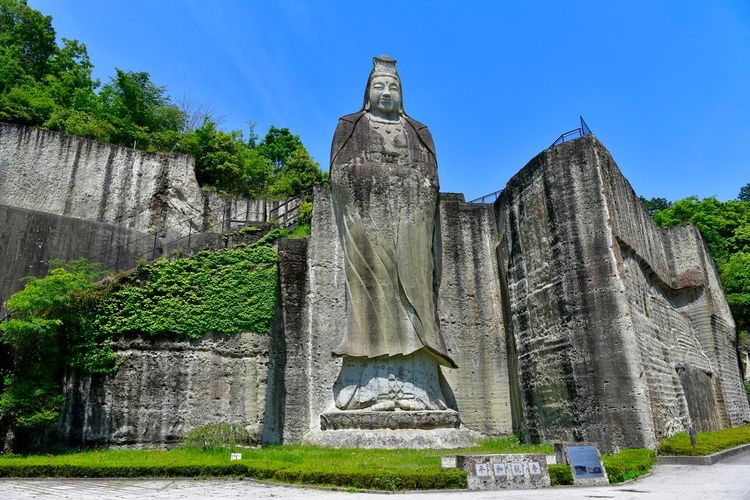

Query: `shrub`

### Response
(548, 463, 573, 485)
(602, 449, 655, 483)
(180, 423, 256, 451)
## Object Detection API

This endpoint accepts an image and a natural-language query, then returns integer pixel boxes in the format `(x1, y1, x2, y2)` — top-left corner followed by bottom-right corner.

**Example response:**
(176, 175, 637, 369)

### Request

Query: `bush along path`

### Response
(0, 436, 657, 490)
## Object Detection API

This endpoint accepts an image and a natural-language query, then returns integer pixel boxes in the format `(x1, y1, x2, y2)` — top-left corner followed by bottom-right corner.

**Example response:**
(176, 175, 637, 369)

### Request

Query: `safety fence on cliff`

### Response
(85, 188, 313, 274)
(0, 188, 316, 323)
(468, 116, 594, 204)
(550, 115, 593, 148)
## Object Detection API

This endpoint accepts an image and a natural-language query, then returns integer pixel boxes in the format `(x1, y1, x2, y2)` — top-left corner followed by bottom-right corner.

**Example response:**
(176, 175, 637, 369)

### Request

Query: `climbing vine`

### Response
(93, 245, 278, 339)
(0, 240, 280, 440)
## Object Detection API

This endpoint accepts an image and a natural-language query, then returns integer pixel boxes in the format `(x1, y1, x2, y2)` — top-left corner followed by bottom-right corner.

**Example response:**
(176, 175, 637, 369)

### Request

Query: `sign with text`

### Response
(456, 453, 551, 490)
(230, 453, 242, 461)
(554, 442, 609, 486)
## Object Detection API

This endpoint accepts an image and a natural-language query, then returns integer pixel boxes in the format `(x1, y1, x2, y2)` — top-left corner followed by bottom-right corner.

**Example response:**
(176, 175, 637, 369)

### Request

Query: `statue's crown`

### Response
(372, 55, 398, 78)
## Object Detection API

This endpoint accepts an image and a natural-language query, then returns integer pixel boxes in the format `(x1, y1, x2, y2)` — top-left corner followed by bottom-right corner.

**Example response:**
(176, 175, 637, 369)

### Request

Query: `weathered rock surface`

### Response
(0, 204, 158, 315)
(437, 194, 513, 435)
(0, 123, 277, 239)
(495, 135, 750, 450)
(59, 332, 280, 447)
(276, 186, 512, 443)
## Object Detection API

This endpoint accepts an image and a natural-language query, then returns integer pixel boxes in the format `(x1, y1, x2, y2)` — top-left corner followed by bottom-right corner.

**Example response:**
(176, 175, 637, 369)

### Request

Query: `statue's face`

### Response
(368, 76, 401, 117)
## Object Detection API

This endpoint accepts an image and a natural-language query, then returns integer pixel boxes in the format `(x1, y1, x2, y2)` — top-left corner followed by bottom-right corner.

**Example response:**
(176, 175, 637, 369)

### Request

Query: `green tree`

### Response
(255, 126, 326, 198)
(0, 260, 103, 444)
(0, 1, 97, 128)
(178, 116, 251, 193)
(256, 126, 303, 168)
(739, 183, 750, 202)
(97, 69, 184, 150)
(266, 145, 325, 198)
(0, 0, 56, 82)
(244, 147, 274, 196)
(639, 196, 672, 216)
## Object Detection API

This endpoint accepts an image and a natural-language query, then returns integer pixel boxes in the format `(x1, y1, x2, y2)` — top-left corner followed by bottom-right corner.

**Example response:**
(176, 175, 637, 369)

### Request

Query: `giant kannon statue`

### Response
(329, 55, 456, 412)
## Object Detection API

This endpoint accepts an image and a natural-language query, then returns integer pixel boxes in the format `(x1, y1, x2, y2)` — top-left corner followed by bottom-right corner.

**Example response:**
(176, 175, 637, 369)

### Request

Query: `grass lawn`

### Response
(0, 436, 653, 490)
(658, 423, 750, 456)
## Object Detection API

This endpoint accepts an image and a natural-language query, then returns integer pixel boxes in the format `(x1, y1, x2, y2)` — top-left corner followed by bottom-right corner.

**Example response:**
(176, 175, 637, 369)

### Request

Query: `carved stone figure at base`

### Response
(329, 55, 456, 411)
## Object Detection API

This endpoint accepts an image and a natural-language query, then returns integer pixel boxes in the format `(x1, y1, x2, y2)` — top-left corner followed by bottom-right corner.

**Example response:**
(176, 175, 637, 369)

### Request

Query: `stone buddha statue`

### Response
(329, 55, 457, 412)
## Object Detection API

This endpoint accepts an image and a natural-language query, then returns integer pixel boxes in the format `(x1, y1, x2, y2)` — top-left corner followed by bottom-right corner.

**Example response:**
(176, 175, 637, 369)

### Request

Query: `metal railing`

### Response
(1, 188, 319, 319)
(81, 187, 315, 273)
(469, 189, 502, 204)
(468, 116, 594, 204)
(550, 116, 593, 148)
(268, 187, 313, 229)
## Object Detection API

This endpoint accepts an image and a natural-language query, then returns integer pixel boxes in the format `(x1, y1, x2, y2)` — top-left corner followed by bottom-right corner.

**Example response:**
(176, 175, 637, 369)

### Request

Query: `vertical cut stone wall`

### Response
(0, 123, 273, 239)
(59, 333, 280, 447)
(437, 194, 512, 434)
(495, 135, 749, 451)
(0, 204, 157, 316)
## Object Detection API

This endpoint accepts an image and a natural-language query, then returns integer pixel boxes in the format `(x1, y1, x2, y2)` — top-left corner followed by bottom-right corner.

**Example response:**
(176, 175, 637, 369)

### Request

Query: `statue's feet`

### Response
(370, 400, 396, 411)
(394, 399, 426, 411)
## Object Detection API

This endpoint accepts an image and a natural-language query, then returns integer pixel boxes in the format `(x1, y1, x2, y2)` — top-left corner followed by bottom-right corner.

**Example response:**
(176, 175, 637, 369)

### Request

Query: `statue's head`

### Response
(363, 55, 404, 118)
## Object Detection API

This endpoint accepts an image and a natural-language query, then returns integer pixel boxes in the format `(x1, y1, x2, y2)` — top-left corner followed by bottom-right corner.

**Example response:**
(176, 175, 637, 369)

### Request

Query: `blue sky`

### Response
(30, 0, 750, 202)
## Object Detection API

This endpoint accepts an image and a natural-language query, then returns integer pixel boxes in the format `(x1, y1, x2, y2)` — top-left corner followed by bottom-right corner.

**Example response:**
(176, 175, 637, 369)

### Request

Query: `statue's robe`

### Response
(329, 111, 457, 369)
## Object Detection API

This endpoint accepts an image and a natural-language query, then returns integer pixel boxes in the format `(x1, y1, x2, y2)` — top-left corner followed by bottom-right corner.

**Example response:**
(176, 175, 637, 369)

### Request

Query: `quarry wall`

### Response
(495, 135, 750, 450)
(59, 332, 282, 447)
(0, 123, 276, 239)
(0, 204, 158, 316)
(2, 123, 746, 452)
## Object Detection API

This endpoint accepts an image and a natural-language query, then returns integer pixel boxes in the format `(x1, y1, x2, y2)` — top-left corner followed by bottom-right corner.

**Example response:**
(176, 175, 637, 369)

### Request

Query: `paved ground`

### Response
(1, 451, 749, 499)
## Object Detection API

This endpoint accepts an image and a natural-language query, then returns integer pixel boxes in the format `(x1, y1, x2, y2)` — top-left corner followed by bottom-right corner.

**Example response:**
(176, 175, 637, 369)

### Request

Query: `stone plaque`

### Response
(492, 463, 506, 476)
(475, 463, 490, 477)
(528, 461, 542, 475)
(510, 462, 524, 476)
(554, 442, 609, 486)
(441, 456, 457, 469)
(457, 454, 551, 490)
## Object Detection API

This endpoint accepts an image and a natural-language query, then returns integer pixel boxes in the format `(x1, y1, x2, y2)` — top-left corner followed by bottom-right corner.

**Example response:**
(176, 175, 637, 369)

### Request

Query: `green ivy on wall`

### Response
(0, 239, 280, 439)
(93, 245, 278, 339)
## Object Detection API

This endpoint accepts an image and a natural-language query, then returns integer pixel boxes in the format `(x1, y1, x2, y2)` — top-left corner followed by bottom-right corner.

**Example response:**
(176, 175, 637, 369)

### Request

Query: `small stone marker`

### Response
(688, 423, 697, 450)
(456, 454, 551, 490)
(554, 442, 609, 486)
(230, 453, 242, 461)
(441, 456, 457, 469)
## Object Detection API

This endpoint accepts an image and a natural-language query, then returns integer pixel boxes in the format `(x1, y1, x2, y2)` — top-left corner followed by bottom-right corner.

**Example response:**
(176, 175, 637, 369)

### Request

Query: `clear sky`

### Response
(29, 0, 750, 202)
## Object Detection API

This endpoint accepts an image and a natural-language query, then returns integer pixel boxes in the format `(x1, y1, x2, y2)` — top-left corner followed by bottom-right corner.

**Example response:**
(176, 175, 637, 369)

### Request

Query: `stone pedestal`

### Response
(320, 409, 460, 430)
(307, 409, 475, 449)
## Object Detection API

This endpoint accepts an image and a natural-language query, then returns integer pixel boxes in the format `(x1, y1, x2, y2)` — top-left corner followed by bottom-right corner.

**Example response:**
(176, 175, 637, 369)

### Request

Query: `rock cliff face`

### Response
(0, 204, 158, 316)
(0, 123, 271, 239)
(437, 194, 512, 434)
(276, 187, 513, 440)
(59, 333, 281, 447)
(495, 135, 749, 450)
(4, 123, 746, 452)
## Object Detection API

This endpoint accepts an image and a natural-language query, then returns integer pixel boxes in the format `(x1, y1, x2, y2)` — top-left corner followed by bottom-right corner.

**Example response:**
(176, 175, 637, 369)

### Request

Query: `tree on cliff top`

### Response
(0, 0, 326, 199)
